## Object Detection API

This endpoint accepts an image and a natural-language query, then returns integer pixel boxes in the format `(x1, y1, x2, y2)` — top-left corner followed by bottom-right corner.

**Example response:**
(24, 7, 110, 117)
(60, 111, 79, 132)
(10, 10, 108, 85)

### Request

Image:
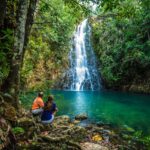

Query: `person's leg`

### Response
(41, 115, 54, 124)
(51, 115, 54, 122)
(32, 108, 43, 115)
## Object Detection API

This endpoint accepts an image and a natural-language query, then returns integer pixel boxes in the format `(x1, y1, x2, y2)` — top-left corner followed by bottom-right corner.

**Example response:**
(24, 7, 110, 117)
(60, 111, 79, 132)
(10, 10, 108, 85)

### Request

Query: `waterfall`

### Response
(69, 19, 101, 91)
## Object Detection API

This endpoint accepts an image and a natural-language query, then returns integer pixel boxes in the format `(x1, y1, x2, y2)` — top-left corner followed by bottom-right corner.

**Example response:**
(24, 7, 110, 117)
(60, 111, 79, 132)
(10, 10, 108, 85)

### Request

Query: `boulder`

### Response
(72, 120, 81, 125)
(96, 121, 105, 127)
(17, 117, 34, 129)
(80, 142, 108, 150)
(85, 124, 93, 130)
(101, 129, 112, 135)
(4, 103, 17, 122)
(75, 113, 88, 121)
(0, 117, 16, 149)
(27, 126, 38, 138)
(62, 126, 87, 142)
(54, 115, 71, 125)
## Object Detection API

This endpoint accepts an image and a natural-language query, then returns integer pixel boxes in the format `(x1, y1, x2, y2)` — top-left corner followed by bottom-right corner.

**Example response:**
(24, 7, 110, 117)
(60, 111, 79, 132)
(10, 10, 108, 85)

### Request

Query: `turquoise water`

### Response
(20, 90, 150, 134)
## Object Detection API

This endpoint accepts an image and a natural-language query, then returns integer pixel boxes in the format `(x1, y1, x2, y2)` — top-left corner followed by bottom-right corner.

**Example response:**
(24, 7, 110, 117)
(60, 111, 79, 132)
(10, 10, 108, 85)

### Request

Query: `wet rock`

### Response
(0, 117, 16, 149)
(80, 142, 108, 150)
(102, 129, 112, 135)
(16, 142, 42, 150)
(122, 125, 135, 133)
(85, 124, 93, 130)
(92, 126, 103, 132)
(4, 103, 17, 121)
(39, 123, 53, 132)
(73, 120, 81, 125)
(63, 126, 87, 141)
(97, 122, 112, 129)
(27, 126, 37, 138)
(103, 135, 110, 143)
(75, 113, 88, 121)
(18, 107, 31, 118)
(96, 121, 105, 127)
(17, 117, 34, 129)
(54, 115, 71, 125)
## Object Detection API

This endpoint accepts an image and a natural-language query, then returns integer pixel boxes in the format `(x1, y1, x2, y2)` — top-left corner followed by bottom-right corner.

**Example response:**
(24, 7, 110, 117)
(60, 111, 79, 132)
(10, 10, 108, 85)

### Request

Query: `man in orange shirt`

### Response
(32, 92, 44, 115)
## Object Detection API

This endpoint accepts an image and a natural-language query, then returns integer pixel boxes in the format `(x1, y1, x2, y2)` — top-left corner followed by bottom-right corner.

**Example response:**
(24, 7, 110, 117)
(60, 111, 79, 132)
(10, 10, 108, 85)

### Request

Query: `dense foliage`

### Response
(0, 1, 16, 89)
(91, 0, 150, 93)
(0, 0, 149, 93)
(21, 0, 86, 90)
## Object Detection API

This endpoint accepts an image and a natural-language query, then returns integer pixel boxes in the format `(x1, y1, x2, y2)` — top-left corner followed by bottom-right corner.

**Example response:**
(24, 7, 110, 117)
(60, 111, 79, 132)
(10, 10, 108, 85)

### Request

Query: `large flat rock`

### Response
(80, 142, 108, 150)
(75, 113, 88, 121)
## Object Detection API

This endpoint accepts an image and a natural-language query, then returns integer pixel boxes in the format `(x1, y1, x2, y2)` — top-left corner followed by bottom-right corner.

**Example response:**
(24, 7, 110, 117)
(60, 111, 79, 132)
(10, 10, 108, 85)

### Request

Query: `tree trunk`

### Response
(1, 0, 38, 108)
(21, 0, 38, 66)
(0, 0, 7, 26)
(7, 0, 29, 108)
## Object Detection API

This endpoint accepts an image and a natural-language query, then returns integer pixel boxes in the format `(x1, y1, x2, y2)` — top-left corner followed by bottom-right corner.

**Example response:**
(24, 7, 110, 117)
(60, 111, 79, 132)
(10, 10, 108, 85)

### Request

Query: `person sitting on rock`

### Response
(41, 95, 58, 124)
(31, 92, 44, 115)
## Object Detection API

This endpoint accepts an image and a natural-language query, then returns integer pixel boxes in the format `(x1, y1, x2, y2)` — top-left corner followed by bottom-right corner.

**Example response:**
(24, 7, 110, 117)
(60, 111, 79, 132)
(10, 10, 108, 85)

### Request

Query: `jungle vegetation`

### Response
(91, 0, 150, 93)
(0, 0, 150, 108)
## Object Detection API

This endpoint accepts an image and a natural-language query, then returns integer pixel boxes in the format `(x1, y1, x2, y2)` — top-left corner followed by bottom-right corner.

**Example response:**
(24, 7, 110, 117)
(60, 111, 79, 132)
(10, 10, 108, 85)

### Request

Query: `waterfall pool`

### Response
(21, 90, 150, 135)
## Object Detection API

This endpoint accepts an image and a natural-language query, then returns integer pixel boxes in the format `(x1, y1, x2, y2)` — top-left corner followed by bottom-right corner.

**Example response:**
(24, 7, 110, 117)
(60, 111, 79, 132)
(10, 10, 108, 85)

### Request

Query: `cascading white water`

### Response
(69, 19, 101, 91)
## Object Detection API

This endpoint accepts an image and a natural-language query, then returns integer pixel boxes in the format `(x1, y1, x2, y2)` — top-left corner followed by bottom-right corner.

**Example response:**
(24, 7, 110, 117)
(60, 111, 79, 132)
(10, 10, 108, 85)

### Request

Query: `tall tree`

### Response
(7, 0, 29, 107)
(1, 0, 38, 107)
(22, 0, 38, 66)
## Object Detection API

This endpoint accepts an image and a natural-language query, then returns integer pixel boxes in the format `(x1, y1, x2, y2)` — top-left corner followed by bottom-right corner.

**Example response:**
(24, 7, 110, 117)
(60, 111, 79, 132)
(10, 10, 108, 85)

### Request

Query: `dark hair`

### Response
(38, 92, 43, 97)
(48, 95, 54, 102)
(44, 95, 54, 111)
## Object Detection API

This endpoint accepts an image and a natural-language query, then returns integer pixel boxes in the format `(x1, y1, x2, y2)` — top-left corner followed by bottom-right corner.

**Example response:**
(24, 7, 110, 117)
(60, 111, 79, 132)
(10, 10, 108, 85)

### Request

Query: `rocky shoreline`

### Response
(0, 102, 149, 150)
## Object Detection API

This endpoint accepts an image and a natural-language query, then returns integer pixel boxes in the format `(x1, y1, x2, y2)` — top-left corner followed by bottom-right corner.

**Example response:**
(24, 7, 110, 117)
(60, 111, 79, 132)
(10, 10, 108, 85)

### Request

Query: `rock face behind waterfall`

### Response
(65, 19, 101, 91)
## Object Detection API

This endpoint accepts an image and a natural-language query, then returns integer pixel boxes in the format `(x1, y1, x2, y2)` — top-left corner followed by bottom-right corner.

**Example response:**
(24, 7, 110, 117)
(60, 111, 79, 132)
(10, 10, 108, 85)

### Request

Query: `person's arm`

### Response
(52, 103, 58, 115)
(55, 107, 58, 112)
(38, 99, 44, 108)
